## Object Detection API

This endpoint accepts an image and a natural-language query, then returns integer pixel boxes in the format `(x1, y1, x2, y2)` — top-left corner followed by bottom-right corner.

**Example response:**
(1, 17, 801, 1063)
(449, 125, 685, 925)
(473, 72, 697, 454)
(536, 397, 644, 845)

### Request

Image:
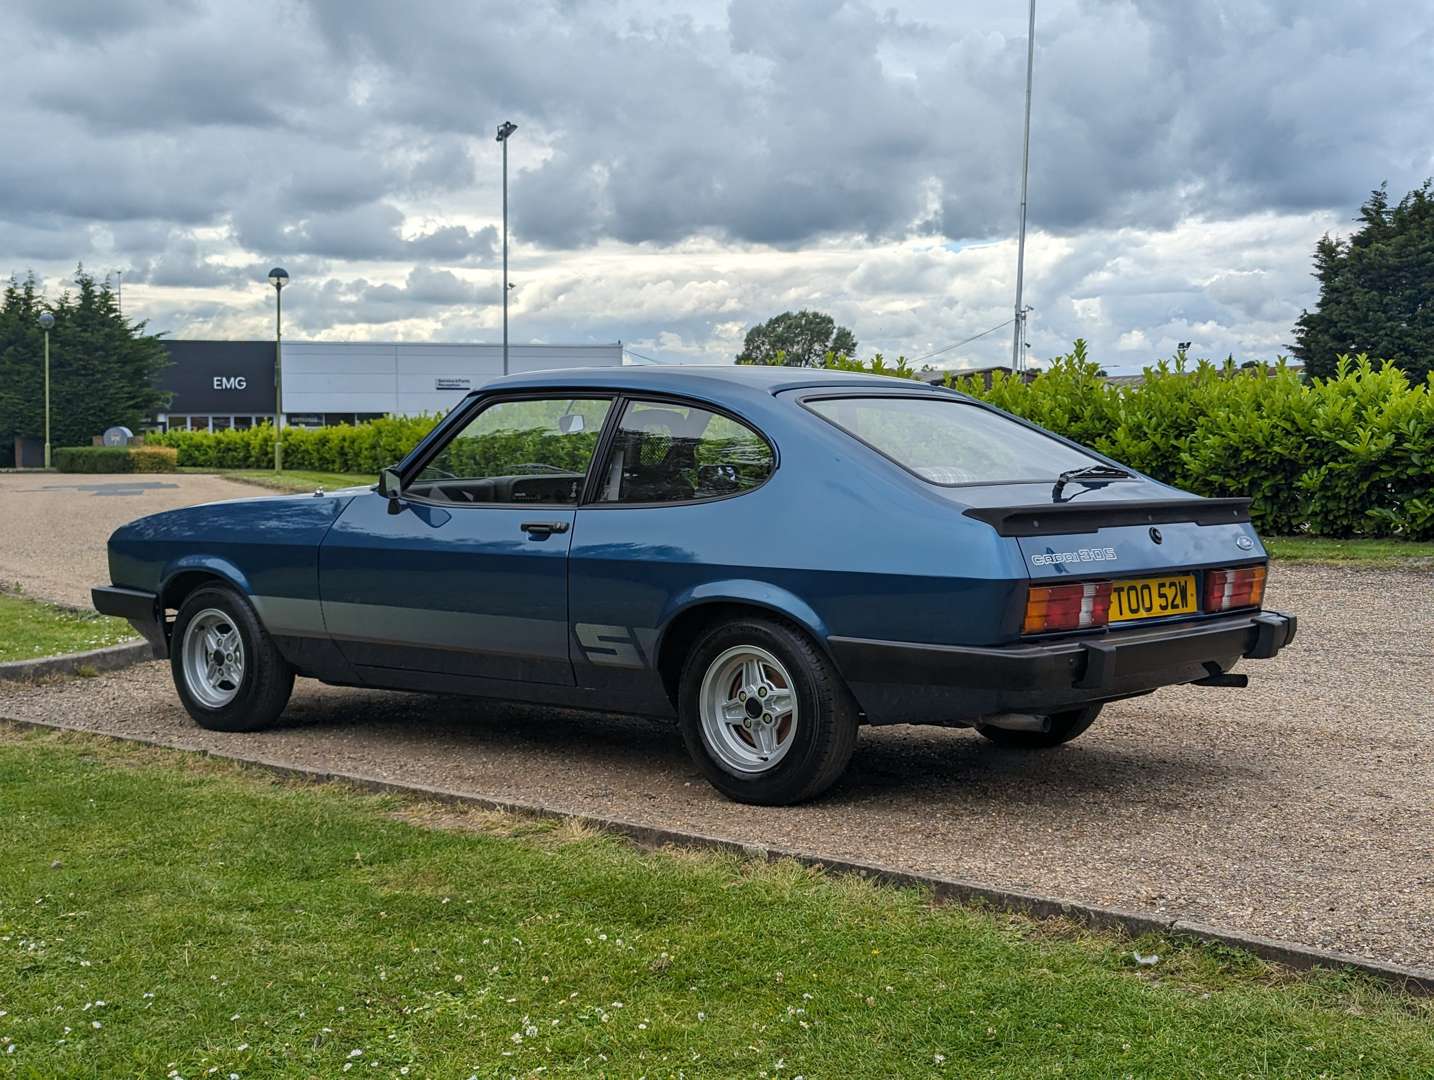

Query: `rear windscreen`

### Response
(806, 396, 1104, 485)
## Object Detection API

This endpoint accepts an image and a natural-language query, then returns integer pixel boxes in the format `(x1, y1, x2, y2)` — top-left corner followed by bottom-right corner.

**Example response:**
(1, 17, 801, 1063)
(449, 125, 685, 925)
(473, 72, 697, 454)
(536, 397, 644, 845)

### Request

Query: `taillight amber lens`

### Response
(1023, 581, 1113, 634)
(1203, 565, 1266, 612)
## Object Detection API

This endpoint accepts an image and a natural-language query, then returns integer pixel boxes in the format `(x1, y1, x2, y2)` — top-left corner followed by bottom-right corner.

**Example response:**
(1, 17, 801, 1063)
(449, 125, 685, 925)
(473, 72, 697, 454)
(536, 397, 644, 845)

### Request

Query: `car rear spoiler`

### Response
(962, 497, 1252, 537)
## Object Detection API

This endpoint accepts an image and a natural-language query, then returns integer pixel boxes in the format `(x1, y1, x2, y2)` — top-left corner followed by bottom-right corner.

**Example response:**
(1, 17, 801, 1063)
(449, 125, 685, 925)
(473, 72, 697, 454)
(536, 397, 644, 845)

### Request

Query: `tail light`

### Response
(1204, 565, 1266, 612)
(1023, 581, 1112, 634)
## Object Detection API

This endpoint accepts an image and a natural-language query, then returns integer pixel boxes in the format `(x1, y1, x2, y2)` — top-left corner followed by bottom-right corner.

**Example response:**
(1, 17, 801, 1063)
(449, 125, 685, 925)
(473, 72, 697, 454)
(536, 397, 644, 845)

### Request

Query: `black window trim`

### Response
(398, 389, 620, 512)
(579, 391, 780, 510)
(795, 389, 1136, 490)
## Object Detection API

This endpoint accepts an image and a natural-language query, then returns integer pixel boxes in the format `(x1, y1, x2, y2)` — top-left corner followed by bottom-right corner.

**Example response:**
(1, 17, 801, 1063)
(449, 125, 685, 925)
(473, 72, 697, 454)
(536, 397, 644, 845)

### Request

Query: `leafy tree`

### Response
(0, 268, 170, 457)
(1292, 181, 1434, 381)
(736, 310, 858, 366)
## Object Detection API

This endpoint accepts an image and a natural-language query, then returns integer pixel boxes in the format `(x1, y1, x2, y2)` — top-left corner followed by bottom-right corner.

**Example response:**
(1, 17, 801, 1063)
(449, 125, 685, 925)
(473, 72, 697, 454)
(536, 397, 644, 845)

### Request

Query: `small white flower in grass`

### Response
(91, 1021, 101, 1029)
(342, 1065, 352, 1073)
(144, 992, 155, 999)
(231, 1013, 240, 1021)
(454, 975, 463, 982)
(525, 1025, 538, 1038)
(638, 1023, 647, 1031)
(400, 1069, 409, 1076)
(237, 1043, 249, 1051)
(697, 1012, 705, 1021)
(231, 1074, 240, 1079)
(934, 1053, 945, 1065)
(348, 1049, 363, 1058)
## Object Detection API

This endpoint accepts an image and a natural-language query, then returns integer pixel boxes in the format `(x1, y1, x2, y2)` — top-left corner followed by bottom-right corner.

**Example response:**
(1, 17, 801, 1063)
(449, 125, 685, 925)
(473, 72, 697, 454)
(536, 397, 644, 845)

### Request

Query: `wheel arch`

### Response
(159, 557, 253, 615)
(652, 582, 843, 707)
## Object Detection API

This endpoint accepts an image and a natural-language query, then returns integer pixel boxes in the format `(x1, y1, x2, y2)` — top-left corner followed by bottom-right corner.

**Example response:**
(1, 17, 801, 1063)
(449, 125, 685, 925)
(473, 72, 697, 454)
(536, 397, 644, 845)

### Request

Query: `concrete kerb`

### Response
(2, 713, 1431, 995)
(0, 641, 156, 682)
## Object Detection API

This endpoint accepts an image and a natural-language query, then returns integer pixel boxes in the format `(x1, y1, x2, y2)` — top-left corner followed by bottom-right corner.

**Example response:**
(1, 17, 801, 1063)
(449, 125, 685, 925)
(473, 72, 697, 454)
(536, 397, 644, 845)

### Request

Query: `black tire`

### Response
(170, 585, 294, 733)
(976, 704, 1103, 748)
(677, 615, 859, 806)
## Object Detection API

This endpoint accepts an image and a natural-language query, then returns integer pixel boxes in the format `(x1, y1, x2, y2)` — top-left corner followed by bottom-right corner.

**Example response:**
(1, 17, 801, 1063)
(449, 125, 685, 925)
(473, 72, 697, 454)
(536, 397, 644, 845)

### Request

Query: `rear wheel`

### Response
(976, 705, 1102, 748)
(678, 616, 858, 805)
(170, 585, 294, 732)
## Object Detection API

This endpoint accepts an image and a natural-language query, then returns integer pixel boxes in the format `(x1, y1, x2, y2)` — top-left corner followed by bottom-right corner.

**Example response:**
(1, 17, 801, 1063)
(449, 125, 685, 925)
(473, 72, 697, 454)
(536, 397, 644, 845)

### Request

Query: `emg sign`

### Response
(213, 376, 248, 390)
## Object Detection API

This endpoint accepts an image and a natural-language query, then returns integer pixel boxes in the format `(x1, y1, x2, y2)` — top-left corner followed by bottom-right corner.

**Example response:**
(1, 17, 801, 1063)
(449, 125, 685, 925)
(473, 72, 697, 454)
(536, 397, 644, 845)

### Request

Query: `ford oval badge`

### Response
(1235, 535, 1254, 550)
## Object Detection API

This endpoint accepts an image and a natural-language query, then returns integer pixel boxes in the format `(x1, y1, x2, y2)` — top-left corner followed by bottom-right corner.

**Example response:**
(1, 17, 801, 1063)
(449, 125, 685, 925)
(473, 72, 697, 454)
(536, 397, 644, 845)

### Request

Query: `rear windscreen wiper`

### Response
(1052, 464, 1133, 500)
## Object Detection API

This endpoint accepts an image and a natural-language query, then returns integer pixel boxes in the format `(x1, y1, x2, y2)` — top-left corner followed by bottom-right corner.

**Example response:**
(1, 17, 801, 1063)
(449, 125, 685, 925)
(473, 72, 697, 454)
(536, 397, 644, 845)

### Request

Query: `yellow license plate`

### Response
(1108, 574, 1198, 622)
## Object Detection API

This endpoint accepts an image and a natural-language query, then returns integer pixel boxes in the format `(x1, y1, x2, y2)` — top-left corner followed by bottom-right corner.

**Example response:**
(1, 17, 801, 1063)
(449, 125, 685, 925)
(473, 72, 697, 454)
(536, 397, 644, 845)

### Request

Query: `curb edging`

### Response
(2, 714, 1431, 995)
(0, 641, 156, 682)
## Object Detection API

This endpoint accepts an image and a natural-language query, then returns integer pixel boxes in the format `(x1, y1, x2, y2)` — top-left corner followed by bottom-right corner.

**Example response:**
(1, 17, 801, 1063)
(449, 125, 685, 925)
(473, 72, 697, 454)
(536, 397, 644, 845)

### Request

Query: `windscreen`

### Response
(807, 396, 1105, 485)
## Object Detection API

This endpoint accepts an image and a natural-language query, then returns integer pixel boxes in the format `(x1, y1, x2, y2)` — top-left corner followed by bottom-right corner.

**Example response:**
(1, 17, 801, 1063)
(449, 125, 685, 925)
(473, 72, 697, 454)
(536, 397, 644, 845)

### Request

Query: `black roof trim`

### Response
(963, 498, 1252, 537)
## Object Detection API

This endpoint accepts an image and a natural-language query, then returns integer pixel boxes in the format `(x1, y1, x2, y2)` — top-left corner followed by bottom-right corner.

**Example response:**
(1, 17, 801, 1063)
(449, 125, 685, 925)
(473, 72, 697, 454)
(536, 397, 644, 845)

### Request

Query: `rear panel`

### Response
(1018, 521, 1265, 581)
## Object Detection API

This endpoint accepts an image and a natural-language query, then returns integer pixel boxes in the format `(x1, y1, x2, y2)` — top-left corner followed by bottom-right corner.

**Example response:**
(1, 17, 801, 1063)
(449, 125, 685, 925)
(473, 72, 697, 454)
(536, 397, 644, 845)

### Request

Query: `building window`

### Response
(212, 416, 232, 432)
(234, 416, 253, 431)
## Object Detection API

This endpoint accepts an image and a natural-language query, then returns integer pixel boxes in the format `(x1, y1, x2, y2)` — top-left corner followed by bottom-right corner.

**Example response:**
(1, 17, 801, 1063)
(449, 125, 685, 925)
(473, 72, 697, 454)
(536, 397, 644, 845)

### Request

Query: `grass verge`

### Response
(1262, 536, 1434, 565)
(0, 727, 1429, 1077)
(180, 467, 374, 494)
(0, 592, 134, 663)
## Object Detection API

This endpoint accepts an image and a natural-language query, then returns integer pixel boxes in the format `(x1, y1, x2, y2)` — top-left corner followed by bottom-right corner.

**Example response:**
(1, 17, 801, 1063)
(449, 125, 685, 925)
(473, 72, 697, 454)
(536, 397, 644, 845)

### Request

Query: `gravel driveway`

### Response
(2, 563, 1430, 969)
(0, 472, 267, 608)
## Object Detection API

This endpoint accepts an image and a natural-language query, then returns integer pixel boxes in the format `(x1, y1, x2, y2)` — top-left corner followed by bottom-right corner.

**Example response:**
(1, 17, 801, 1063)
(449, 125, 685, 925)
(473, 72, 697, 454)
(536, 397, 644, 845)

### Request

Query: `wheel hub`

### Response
(698, 645, 798, 776)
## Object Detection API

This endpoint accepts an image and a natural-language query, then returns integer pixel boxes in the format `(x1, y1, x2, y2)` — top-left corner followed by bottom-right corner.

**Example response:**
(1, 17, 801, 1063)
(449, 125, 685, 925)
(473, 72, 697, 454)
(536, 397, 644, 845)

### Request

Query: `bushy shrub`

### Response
(148, 415, 440, 473)
(54, 445, 178, 473)
(946, 345, 1434, 539)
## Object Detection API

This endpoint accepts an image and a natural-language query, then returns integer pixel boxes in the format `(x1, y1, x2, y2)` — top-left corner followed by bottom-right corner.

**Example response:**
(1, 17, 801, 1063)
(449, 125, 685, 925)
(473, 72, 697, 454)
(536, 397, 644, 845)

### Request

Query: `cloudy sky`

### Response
(2, 0, 1430, 370)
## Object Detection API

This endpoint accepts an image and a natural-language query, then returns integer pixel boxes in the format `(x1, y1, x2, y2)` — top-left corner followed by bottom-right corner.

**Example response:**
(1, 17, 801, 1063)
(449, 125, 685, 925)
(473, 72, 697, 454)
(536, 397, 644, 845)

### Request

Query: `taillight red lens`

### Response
(1023, 581, 1113, 634)
(1203, 565, 1267, 612)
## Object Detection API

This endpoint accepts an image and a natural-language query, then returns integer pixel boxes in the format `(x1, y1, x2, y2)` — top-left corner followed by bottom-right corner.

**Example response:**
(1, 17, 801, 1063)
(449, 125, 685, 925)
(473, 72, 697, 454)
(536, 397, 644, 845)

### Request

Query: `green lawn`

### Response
(0, 730, 1428, 1078)
(1262, 536, 1434, 565)
(181, 467, 374, 494)
(0, 592, 134, 663)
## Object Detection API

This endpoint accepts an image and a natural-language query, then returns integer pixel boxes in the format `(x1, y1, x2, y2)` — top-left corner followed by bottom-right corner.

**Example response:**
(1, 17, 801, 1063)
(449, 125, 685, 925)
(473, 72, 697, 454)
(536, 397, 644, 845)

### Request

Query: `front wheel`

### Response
(170, 585, 294, 732)
(677, 616, 859, 806)
(976, 704, 1103, 749)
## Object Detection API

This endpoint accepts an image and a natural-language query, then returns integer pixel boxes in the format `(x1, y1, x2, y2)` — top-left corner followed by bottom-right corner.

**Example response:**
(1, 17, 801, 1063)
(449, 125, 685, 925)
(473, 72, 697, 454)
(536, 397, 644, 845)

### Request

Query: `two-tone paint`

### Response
(97, 365, 1295, 727)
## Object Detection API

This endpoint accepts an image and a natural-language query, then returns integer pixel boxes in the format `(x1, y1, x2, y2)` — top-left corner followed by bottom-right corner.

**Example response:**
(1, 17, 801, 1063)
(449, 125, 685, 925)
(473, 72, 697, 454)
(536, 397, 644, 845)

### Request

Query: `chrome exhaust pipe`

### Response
(979, 712, 1050, 733)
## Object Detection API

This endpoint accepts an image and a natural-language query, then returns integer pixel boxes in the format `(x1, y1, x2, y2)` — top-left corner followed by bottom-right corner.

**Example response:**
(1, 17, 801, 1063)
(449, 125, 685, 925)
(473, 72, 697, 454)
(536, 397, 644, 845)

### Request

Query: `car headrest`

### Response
(625, 408, 690, 436)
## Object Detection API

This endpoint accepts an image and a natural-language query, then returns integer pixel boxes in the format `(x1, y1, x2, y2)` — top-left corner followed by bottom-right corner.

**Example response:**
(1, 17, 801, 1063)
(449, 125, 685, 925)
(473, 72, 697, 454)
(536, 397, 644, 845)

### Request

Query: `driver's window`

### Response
(407, 397, 612, 505)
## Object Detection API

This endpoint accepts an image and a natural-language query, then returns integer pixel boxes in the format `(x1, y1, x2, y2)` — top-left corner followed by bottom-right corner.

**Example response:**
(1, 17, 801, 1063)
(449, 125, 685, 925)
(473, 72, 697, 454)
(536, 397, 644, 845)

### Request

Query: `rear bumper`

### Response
(92, 586, 167, 658)
(829, 609, 1297, 725)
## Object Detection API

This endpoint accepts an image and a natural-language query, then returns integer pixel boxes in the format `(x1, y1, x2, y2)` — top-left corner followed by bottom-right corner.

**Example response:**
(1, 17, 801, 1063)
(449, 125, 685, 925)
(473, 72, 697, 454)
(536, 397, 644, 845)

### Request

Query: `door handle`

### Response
(521, 521, 570, 537)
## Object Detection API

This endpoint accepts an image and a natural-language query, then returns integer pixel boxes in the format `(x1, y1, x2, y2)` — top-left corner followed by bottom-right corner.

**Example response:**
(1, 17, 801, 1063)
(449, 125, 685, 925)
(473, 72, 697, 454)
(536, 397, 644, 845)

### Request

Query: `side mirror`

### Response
(378, 467, 402, 501)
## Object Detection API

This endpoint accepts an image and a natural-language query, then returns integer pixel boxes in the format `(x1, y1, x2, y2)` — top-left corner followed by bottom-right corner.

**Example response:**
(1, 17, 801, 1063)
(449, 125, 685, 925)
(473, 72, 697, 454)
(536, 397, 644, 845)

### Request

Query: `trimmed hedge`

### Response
(144, 347, 1434, 539)
(948, 345, 1434, 539)
(149, 415, 437, 473)
(54, 445, 179, 473)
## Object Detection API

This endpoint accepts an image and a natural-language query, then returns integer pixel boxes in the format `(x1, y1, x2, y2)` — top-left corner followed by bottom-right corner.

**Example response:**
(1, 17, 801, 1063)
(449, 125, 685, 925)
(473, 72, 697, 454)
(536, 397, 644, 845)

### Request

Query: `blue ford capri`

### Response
(94, 366, 1295, 804)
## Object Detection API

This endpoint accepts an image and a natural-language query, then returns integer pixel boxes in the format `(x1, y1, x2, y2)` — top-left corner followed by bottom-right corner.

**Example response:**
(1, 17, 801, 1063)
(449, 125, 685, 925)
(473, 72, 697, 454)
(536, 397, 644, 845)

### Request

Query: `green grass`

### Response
(1263, 536, 1434, 565)
(0, 592, 134, 662)
(0, 730, 1429, 1078)
(180, 467, 374, 494)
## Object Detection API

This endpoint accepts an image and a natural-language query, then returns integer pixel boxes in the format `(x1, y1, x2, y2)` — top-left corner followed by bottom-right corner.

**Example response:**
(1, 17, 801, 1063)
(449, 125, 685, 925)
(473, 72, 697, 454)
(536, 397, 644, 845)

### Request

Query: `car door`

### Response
(319, 394, 615, 685)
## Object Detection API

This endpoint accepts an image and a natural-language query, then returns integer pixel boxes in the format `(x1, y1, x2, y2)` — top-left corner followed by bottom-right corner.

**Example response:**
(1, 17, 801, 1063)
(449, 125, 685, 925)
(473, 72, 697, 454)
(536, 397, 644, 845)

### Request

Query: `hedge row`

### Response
(145, 347, 1434, 539)
(55, 445, 179, 473)
(149, 415, 438, 473)
(948, 345, 1434, 539)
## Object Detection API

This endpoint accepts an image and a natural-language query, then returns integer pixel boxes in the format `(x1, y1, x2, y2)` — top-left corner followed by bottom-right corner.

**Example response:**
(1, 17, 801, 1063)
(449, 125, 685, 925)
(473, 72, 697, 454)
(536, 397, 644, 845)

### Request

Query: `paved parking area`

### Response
(2, 564, 1431, 968)
(0, 473, 262, 607)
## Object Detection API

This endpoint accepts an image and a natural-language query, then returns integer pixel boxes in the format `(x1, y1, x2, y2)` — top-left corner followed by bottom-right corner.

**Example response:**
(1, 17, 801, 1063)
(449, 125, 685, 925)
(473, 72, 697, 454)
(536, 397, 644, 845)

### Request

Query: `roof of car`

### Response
(479, 363, 946, 396)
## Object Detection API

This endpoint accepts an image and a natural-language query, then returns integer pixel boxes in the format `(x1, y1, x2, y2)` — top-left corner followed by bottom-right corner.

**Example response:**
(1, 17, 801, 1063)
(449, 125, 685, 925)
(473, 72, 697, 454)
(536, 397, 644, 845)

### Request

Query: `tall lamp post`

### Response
(1011, 0, 1036, 374)
(268, 268, 289, 470)
(38, 311, 55, 469)
(495, 120, 518, 376)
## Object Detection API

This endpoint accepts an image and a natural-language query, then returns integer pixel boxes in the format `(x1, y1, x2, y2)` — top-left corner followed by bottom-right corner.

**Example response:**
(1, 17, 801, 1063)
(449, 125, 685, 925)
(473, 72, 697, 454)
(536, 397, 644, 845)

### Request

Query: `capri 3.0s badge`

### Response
(1029, 546, 1118, 567)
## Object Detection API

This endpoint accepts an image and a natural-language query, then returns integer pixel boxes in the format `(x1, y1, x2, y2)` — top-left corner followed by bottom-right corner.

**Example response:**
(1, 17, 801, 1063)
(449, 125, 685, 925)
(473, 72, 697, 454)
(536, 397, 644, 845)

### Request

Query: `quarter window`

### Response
(407, 397, 612, 505)
(597, 399, 774, 503)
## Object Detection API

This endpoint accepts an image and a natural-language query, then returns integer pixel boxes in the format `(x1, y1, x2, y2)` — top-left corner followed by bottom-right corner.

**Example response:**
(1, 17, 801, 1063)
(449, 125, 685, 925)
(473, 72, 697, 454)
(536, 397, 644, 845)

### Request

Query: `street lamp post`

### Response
(1011, 0, 1036, 373)
(496, 120, 518, 376)
(38, 311, 55, 469)
(268, 268, 289, 470)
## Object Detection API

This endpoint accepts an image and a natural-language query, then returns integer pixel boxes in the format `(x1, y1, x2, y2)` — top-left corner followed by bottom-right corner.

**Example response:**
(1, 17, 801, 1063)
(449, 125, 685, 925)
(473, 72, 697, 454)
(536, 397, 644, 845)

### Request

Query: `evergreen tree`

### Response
(0, 267, 170, 455)
(1292, 181, 1434, 381)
